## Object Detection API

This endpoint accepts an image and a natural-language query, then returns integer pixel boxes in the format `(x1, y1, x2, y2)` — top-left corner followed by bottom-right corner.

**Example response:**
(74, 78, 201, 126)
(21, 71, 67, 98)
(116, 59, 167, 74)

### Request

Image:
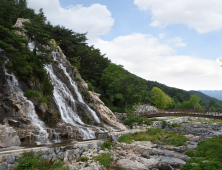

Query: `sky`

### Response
(27, 0, 222, 91)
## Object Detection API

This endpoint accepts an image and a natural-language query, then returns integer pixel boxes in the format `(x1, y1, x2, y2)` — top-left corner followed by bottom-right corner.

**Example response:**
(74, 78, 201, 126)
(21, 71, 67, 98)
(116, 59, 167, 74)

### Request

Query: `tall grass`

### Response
(118, 128, 188, 146)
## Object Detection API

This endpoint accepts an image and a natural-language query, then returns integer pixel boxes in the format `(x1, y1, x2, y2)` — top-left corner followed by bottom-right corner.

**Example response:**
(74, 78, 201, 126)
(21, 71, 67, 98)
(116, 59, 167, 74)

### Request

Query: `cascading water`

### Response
(3, 59, 52, 145)
(45, 52, 102, 139)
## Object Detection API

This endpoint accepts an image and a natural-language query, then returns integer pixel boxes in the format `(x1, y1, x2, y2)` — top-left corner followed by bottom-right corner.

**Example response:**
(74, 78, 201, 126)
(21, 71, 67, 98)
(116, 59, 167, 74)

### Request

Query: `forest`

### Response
(1, 0, 222, 113)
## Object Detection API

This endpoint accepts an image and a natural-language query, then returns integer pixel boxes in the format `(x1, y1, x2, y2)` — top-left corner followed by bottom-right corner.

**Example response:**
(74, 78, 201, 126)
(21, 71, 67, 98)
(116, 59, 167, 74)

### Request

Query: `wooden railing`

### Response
(133, 109, 222, 117)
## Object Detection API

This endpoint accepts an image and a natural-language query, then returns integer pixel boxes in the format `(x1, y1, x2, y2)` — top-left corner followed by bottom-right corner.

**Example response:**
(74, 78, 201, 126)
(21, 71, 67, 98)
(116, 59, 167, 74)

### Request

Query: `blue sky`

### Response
(27, 0, 222, 90)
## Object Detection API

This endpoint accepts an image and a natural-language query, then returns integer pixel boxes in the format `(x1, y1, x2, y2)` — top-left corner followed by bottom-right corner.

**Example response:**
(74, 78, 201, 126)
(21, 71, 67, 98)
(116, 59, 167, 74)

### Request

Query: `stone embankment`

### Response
(0, 140, 105, 170)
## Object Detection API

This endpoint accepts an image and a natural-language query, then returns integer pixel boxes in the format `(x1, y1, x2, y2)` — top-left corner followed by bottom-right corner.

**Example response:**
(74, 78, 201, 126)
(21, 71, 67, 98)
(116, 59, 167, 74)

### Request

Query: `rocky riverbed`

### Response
(64, 119, 222, 170)
(65, 134, 200, 170)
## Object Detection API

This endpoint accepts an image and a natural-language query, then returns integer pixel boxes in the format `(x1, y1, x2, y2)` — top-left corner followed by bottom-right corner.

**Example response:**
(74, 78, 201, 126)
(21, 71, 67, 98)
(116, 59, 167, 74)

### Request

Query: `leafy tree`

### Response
(100, 64, 146, 107)
(151, 87, 173, 109)
(181, 94, 202, 109)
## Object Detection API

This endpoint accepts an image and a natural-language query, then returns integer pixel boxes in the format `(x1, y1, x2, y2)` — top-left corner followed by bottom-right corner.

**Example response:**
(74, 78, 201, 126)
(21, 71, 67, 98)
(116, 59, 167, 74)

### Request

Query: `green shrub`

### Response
(75, 77, 81, 82)
(14, 151, 68, 170)
(162, 121, 167, 129)
(39, 97, 50, 104)
(171, 123, 181, 128)
(95, 153, 112, 167)
(185, 150, 194, 157)
(181, 136, 222, 170)
(81, 157, 89, 162)
(85, 163, 89, 167)
(101, 141, 112, 150)
(24, 90, 41, 98)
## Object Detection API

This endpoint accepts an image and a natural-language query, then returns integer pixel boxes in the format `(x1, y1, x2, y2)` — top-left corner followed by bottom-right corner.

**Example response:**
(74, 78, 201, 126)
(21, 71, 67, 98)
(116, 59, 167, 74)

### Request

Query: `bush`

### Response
(171, 123, 181, 128)
(162, 121, 167, 129)
(14, 151, 68, 170)
(39, 97, 50, 104)
(81, 157, 89, 162)
(95, 153, 113, 168)
(181, 136, 222, 170)
(75, 77, 81, 82)
(101, 141, 112, 150)
(185, 150, 194, 157)
(24, 90, 41, 98)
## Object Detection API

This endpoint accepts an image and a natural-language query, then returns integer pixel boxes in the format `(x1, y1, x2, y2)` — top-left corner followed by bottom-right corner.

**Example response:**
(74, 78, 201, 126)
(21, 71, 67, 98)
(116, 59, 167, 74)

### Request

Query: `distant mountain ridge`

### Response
(188, 91, 222, 105)
(199, 90, 222, 101)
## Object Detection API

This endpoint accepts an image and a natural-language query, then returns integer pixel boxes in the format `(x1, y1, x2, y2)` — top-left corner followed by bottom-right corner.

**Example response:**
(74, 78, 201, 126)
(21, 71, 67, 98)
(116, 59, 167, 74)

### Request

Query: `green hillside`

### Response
(188, 91, 222, 105)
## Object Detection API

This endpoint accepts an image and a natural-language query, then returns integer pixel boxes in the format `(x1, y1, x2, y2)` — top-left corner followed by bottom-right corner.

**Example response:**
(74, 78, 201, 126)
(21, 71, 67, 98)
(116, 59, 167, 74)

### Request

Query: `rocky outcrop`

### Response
(0, 125, 21, 148)
(88, 91, 127, 131)
(111, 141, 189, 170)
(13, 18, 30, 36)
(0, 18, 128, 148)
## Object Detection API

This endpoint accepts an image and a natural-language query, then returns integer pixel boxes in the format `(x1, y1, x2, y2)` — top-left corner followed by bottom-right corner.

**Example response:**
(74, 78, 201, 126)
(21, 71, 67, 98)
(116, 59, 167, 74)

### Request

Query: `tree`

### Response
(189, 94, 201, 109)
(100, 64, 146, 107)
(180, 95, 202, 109)
(151, 87, 173, 109)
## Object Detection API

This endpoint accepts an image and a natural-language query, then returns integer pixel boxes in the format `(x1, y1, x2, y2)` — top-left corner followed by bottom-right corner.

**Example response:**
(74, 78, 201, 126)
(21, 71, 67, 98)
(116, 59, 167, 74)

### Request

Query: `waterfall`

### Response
(45, 52, 101, 139)
(3, 60, 51, 145)
(52, 52, 100, 124)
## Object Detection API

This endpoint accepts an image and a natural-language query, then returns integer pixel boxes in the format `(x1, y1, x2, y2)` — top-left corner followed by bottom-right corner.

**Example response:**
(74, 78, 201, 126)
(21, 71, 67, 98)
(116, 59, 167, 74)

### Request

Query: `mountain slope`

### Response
(199, 90, 222, 101)
(188, 90, 222, 105)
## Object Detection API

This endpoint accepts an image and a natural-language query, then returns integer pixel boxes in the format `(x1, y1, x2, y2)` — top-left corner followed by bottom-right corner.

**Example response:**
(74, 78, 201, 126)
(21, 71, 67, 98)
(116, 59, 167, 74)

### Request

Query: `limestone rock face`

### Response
(0, 125, 21, 148)
(13, 18, 30, 36)
(88, 91, 127, 131)
(51, 46, 127, 131)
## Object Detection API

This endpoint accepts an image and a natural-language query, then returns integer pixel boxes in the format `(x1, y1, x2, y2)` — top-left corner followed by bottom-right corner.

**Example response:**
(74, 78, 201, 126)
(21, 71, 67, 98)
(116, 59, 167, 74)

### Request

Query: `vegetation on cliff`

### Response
(1, 0, 221, 113)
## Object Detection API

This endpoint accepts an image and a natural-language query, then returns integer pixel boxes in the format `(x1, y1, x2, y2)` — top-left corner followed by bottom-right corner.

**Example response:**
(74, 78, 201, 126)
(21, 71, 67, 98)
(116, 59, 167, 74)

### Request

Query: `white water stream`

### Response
(3, 60, 51, 145)
(45, 52, 102, 139)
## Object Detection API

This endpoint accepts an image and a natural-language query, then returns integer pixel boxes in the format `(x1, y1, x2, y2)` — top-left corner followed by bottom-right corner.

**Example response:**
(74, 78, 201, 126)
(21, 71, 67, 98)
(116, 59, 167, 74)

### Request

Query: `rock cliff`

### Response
(0, 18, 126, 147)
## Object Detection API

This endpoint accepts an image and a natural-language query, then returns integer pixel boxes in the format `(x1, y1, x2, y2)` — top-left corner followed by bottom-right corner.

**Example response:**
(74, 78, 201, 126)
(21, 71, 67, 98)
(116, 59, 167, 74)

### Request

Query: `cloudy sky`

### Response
(27, 0, 222, 91)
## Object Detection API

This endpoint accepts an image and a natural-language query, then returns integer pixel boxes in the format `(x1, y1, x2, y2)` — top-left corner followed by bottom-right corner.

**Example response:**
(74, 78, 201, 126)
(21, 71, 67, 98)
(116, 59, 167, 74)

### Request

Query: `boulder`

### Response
(0, 125, 21, 148)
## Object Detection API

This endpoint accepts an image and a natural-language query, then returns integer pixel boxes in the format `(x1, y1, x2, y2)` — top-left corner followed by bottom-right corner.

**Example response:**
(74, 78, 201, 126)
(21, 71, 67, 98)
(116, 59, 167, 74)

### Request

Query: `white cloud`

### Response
(134, 0, 222, 33)
(94, 33, 222, 90)
(158, 33, 165, 39)
(27, 0, 114, 41)
(166, 37, 187, 47)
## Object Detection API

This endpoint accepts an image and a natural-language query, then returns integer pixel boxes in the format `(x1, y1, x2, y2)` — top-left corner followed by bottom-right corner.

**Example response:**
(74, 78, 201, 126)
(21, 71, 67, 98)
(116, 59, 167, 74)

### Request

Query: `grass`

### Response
(101, 141, 112, 150)
(75, 77, 81, 82)
(24, 90, 41, 98)
(123, 113, 180, 129)
(154, 117, 179, 121)
(170, 123, 182, 128)
(94, 153, 113, 168)
(14, 151, 68, 170)
(189, 118, 222, 125)
(118, 128, 188, 146)
(181, 136, 222, 170)
(123, 113, 160, 128)
(80, 157, 89, 162)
